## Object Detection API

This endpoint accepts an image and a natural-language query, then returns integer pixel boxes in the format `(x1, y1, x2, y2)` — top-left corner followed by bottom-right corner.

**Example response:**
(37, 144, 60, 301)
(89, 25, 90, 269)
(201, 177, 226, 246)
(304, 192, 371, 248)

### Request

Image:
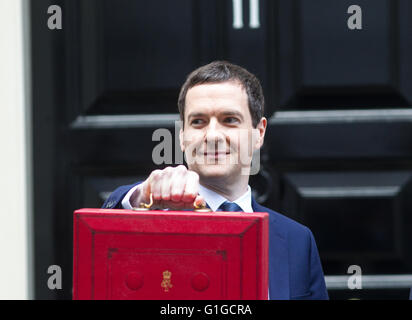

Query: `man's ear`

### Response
(179, 127, 185, 153)
(254, 117, 267, 150)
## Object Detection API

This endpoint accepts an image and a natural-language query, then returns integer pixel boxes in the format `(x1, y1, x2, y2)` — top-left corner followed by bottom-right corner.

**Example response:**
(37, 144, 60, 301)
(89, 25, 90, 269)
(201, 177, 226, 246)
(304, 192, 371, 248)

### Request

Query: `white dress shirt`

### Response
(122, 184, 141, 210)
(198, 184, 253, 212)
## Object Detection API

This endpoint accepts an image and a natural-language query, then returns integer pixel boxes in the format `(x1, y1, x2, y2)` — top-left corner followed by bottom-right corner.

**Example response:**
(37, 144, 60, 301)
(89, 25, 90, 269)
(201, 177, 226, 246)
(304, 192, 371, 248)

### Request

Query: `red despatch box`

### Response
(73, 208, 269, 300)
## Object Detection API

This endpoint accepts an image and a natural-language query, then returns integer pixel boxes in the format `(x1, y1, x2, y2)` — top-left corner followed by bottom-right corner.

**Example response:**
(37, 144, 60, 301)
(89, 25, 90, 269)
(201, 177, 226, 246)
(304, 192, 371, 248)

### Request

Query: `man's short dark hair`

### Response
(178, 61, 264, 128)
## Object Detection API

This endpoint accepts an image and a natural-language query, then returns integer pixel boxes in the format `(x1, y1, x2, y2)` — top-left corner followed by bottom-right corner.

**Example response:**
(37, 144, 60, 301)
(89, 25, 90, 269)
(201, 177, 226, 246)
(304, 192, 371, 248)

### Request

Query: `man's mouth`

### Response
(203, 151, 230, 156)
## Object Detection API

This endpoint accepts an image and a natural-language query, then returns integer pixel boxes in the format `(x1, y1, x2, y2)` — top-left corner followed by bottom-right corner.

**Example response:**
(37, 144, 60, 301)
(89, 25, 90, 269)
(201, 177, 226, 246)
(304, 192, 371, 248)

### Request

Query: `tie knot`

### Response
(217, 201, 243, 212)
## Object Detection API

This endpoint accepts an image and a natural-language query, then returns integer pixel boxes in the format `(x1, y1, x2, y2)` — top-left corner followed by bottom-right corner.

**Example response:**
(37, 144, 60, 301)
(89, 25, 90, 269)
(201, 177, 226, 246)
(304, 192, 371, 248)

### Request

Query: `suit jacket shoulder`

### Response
(102, 182, 140, 209)
(253, 200, 329, 300)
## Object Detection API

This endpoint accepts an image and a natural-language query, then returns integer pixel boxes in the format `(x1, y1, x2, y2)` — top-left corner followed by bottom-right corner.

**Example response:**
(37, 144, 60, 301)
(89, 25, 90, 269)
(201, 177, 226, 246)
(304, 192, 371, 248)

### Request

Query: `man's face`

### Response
(179, 81, 266, 181)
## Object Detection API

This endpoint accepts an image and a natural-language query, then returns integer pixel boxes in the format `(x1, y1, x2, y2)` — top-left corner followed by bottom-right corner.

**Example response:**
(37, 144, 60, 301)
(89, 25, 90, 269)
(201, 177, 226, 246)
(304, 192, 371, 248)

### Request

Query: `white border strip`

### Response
(22, 0, 33, 300)
(0, 0, 31, 300)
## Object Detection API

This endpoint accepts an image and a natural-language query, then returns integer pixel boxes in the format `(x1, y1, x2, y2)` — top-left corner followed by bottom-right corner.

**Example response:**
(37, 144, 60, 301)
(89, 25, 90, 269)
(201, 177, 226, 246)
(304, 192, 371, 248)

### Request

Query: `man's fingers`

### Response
(149, 170, 163, 201)
(160, 167, 172, 201)
(182, 171, 199, 203)
(162, 197, 205, 210)
(141, 180, 151, 200)
(143, 166, 202, 210)
(170, 165, 187, 203)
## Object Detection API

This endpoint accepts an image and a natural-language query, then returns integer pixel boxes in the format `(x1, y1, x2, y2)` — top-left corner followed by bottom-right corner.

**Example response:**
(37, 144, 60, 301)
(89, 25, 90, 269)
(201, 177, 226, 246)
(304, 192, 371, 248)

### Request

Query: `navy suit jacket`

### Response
(103, 183, 329, 300)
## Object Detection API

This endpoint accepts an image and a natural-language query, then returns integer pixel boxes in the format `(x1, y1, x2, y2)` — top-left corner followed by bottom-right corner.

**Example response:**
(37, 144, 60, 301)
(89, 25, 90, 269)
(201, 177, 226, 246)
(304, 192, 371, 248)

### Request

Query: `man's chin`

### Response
(190, 164, 234, 179)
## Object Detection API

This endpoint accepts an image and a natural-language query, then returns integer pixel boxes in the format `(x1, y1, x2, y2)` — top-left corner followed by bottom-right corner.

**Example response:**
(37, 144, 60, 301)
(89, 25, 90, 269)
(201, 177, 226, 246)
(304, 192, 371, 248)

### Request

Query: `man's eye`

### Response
(224, 117, 239, 124)
(191, 119, 204, 125)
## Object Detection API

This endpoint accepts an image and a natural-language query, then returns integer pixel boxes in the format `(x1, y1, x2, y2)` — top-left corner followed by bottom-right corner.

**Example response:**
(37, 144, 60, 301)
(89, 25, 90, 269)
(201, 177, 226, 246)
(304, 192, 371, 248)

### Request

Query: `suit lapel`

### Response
(252, 198, 290, 300)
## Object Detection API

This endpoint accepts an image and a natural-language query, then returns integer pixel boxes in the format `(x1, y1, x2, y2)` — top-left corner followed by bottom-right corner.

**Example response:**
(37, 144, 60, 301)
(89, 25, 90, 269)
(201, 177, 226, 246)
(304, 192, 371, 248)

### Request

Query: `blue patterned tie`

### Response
(217, 201, 243, 212)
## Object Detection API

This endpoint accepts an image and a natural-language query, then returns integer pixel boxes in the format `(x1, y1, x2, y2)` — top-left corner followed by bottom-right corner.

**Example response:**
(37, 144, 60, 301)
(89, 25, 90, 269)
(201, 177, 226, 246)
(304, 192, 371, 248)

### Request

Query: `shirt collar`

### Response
(198, 184, 253, 212)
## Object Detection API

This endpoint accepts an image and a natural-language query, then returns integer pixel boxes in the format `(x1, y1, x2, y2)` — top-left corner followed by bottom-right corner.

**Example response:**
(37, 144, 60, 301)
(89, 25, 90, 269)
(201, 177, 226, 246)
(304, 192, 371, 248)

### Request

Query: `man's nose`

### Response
(205, 119, 225, 144)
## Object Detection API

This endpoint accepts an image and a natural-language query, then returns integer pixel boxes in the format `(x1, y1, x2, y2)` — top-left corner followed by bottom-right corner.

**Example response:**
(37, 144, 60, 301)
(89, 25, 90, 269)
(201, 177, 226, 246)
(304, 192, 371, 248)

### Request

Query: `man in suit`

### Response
(103, 61, 329, 300)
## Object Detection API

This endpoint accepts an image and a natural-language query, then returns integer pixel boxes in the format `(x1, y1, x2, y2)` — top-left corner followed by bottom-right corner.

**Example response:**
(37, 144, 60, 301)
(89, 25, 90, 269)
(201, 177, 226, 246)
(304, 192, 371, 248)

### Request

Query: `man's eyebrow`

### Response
(187, 112, 206, 118)
(221, 111, 244, 120)
(187, 110, 244, 119)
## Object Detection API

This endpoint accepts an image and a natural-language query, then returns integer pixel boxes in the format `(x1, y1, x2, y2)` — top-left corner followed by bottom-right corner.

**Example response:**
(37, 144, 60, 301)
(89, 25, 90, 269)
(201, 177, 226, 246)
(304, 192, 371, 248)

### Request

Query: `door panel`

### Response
(277, 0, 412, 107)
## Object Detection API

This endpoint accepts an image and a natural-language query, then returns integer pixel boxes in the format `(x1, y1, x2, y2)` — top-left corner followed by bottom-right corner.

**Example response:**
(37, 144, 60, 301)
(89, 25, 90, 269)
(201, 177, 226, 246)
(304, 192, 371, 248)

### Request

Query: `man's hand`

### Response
(130, 165, 205, 210)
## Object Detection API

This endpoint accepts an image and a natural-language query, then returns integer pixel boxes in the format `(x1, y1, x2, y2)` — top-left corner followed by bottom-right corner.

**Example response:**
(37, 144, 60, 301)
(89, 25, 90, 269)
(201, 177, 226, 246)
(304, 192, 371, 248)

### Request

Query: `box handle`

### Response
(133, 193, 212, 212)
